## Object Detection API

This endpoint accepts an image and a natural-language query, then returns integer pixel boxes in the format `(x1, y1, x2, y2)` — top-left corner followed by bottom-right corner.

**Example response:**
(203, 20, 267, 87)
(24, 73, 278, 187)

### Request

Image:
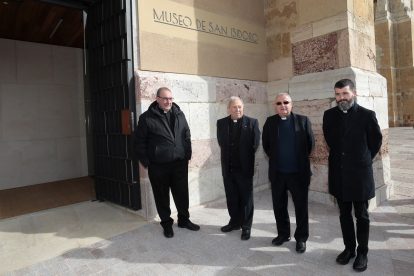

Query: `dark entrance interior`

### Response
(0, 0, 140, 219)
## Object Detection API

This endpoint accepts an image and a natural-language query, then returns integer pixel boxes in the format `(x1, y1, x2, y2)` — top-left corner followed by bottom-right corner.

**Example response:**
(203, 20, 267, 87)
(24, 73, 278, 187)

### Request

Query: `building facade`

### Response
(132, 0, 392, 218)
(0, 0, 395, 218)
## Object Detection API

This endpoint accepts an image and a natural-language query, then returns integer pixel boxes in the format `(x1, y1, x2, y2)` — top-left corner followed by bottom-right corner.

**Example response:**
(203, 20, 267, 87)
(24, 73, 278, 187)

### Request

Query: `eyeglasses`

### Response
(276, 101, 291, 105)
(157, 96, 174, 101)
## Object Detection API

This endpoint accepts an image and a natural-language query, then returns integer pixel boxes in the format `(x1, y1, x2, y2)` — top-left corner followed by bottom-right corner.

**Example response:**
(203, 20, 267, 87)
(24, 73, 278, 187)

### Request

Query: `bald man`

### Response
(262, 93, 315, 253)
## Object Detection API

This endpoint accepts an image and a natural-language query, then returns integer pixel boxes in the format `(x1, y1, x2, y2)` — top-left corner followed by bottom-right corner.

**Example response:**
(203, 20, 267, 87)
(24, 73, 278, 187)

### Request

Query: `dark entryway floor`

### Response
(0, 177, 92, 220)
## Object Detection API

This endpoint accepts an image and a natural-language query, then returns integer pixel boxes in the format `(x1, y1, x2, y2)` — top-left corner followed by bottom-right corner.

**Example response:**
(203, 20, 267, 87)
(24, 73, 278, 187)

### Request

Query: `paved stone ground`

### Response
(3, 128, 414, 276)
(388, 127, 414, 226)
(5, 196, 414, 276)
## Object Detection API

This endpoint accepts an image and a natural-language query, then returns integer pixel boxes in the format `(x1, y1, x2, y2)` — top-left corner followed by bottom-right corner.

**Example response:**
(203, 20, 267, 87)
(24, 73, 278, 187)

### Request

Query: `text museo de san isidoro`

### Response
(153, 9, 259, 44)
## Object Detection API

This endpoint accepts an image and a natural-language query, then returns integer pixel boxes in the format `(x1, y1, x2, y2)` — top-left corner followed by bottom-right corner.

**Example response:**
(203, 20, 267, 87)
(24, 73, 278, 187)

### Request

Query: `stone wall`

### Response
(133, 71, 270, 218)
(130, 0, 393, 218)
(266, 0, 392, 210)
(267, 67, 391, 209)
(134, 0, 268, 81)
(266, 0, 377, 81)
(375, 0, 414, 126)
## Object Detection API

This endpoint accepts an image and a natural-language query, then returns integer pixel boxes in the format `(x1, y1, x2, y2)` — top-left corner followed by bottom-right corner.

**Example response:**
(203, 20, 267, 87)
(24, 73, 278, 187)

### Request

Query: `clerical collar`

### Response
(341, 106, 354, 114)
(280, 113, 291, 120)
(157, 106, 169, 114)
(230, 117, 242, 123)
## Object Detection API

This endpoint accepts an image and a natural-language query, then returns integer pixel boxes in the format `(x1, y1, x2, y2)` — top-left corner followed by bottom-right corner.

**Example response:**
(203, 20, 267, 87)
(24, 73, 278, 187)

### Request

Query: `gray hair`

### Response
(275, 93, 292, 102)
(227, 96, 244, 107)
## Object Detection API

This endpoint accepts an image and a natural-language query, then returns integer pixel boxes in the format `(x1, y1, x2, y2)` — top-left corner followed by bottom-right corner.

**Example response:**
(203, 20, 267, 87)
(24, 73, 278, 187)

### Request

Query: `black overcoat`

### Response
(217, 115, 261, 179)
(134, 101, 191, 168)
(262, 113, 315, 185)
(322, 103, 382, 202)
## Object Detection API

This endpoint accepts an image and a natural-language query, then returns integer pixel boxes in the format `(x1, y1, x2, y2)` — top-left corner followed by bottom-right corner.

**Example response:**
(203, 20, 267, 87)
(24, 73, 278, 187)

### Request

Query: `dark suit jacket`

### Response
(323, 103, 382, 202)
(217, 115, 261, 179)
(262, 113, 315, 185)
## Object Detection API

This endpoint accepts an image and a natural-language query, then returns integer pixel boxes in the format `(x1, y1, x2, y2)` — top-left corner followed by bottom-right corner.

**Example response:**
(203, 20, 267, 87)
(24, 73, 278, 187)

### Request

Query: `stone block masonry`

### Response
(132, 67, 391, 218)
(133, 70, 270, 218)
(128, 0, 394, 219)
(268, 67, 391, 210)
(375, 0, 414, 126)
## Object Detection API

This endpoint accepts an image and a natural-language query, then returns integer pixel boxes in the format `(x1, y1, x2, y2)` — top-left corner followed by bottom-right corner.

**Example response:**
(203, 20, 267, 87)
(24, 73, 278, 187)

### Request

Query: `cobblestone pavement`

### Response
(2, 128, 414, 276)
(388, 127, 414, 226)
(4, 196, 414, 275)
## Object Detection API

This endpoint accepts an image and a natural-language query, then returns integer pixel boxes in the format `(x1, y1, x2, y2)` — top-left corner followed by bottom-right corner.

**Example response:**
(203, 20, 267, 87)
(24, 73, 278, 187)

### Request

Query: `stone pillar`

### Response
(266, 0, 392, 210)
(375, 0, 414, 126)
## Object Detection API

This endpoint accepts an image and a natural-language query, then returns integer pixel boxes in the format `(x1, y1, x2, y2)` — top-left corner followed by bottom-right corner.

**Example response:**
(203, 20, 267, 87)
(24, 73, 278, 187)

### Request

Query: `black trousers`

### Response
(148, 160, 190, 228)
(223, 171, 254, 230)
(336, 199, 370, 255)
(271, 172, 309, 242)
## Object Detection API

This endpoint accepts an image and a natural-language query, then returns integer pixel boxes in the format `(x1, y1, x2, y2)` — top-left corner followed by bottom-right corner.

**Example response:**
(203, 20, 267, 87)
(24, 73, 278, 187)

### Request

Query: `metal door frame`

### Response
(36, 0, 140, 210)
(87, 0, 140, 210)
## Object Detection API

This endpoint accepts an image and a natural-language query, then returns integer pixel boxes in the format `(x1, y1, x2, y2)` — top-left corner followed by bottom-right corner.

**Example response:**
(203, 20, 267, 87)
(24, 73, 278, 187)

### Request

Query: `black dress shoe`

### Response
(336, 249, 356, 265)
(353, 254, 368, 272)
(296, 242, 306, 253)
(163, 227, 174, 238)
(272, 236, 291, 246)
(178, 221, 200, 231)
(241, 229, 251, 241)
(221, 224, 241, 232)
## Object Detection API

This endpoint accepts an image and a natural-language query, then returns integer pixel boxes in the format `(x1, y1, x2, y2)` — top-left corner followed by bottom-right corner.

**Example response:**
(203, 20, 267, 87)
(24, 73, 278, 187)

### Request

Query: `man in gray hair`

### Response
(217, 96, 261, 240)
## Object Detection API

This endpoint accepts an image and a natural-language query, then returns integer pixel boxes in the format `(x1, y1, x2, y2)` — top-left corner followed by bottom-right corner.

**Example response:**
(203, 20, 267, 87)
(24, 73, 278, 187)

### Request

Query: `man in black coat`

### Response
(323, 79, 382, 272)
(262, 93, 315, 253)
(217, 96, 261, 240)
(135, 87, 200, 238)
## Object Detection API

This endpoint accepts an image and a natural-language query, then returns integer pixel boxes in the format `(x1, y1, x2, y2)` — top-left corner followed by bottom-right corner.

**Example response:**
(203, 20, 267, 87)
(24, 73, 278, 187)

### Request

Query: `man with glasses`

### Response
(323, 79, 382, 272)
(262, 93, 315, 253)
(135, 87, 200, 238)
